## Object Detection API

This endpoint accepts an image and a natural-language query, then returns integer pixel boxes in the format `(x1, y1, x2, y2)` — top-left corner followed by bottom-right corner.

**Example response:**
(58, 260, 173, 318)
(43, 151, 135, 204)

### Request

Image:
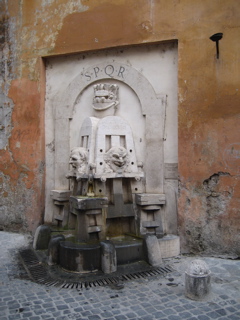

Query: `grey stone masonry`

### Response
(0, 231, 240, 320)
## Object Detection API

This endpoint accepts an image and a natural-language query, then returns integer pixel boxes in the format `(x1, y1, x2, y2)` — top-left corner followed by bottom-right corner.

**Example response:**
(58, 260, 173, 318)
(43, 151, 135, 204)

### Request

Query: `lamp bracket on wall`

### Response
(210, 33, 223, 59)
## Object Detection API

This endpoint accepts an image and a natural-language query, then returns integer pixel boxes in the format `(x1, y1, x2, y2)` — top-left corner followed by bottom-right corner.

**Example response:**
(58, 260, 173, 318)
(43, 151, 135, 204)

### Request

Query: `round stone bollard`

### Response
(185, 259, 211, 300)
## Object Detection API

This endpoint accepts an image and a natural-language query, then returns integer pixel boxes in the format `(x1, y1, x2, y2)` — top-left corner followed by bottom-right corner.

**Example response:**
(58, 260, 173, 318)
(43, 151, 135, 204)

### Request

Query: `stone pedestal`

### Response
(135, 193, 165, 237)
(50, 190, 72, 227)
(70, 196, 108, 241)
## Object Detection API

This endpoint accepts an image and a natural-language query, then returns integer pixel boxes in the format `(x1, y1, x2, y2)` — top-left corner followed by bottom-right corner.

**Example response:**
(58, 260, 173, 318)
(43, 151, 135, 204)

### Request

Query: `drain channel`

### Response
(19, 248, 174, 289)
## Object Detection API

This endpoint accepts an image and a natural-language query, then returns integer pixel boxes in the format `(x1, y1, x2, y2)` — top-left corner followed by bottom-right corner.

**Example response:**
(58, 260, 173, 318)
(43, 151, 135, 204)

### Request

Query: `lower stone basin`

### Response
(110, 236, 146, 265)
(59, 235, 145, 273)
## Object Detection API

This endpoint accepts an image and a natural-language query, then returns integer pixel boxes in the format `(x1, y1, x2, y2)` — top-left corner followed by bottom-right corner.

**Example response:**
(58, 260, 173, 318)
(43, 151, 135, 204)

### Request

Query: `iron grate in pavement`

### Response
(18, 248, 174, 289)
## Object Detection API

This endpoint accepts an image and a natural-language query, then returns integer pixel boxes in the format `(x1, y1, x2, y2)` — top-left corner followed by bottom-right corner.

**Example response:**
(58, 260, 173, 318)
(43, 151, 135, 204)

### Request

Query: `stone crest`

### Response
(92, 83, 119, 111)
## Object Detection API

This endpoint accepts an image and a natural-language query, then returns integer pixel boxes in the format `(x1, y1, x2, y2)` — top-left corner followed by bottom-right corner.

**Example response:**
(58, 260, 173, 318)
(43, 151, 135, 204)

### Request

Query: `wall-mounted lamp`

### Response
(209, 33, 223, 59)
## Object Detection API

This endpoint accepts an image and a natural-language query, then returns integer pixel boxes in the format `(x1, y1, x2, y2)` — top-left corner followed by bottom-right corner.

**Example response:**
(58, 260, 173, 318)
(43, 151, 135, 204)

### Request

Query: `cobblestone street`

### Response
(0, 232, 240, 320)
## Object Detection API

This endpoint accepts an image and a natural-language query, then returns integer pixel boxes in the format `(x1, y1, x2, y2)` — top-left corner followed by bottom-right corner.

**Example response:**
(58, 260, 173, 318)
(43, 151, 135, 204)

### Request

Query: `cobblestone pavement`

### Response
(0, 231, 240, 320)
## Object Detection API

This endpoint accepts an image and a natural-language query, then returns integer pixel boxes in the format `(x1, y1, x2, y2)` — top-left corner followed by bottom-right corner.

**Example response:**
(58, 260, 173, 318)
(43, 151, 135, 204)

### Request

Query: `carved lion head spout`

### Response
(104, 146, 129, 173)
(92, 83, 119, 111)
(66, 147, 88, 179)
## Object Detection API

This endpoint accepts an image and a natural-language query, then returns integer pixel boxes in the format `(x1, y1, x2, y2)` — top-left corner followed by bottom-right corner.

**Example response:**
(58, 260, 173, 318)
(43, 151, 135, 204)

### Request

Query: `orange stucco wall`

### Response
(1, 0, 239, 254)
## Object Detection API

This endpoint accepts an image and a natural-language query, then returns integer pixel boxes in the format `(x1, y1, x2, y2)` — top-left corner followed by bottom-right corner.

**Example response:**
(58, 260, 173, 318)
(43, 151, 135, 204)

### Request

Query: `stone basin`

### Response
(59, 241, 101, 273)
(58, 235, 145, 273)
(110, 235, 146, 265)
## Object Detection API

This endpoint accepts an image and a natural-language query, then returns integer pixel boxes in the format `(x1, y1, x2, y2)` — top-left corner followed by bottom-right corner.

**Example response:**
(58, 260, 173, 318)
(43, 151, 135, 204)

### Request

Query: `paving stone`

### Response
(115, 316, 127, 320)
(228, 300, 238, 305)
(57, 305, 69, 310)
(74, 307, 84, 312)
(100, 311, 113, 318)
(22, 312, 34, 317)
(51, 311, 61, 317)
(45, 307, 56, 313)
(168, 315, 181, 320)
(173, 306, 185, 312)
(206, 311, 220, 319)
(197, 315, 210, 320)
(183, 303, 196, 310)
(9, 316, 23, 320)
(82, 311, 92, 316)
(134, 309, 148, 317)
(34, 309, 48, 315)
(215, 308, 227, 316)
(63, 297, 75, 303)
(225, 306, 237, 313)
(42, 303, 54, 308)
(163, 308, 176, 316)
(145, 306, 157, 313)
(88, 315, 101, 320)
(152, 311, 166, 318)
(139, 315, 154, 320)
(125, 312, 137, 318)
(178, 311, 193, 318)
(198, 306, 212, 313)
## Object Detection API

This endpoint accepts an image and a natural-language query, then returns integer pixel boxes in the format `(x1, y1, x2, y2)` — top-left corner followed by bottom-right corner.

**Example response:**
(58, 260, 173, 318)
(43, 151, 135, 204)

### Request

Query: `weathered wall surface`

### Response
(1, 0, 239, 255)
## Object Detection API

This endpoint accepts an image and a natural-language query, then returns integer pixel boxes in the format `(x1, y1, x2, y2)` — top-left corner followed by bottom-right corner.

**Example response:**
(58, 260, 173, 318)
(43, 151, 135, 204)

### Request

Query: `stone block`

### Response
(70, 196, 108, 210)
(48, 235, 65, 265)
(142, 221, 160, 228)
(135, 193, 166, 205)
(50, 190, 72, 201)
(158, 234, 180, 258)
(145, 234, 162, 266)
(33, 225, 52, 250)
(100, 240, 117, 274)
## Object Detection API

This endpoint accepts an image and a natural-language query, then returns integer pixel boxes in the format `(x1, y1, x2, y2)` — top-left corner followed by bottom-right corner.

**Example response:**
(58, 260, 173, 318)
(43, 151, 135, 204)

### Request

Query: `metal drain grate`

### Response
(19, 248, 174, 289)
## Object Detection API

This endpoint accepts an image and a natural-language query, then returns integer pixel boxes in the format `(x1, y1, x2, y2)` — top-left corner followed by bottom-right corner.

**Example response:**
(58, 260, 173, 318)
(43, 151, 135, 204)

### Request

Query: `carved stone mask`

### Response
(104, 146, 129, 172)
(69, 147, 88, 170)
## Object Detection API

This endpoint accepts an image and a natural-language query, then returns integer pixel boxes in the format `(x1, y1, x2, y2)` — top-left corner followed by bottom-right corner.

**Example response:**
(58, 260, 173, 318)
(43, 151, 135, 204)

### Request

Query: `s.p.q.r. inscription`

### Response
(84, 64, 126, 82)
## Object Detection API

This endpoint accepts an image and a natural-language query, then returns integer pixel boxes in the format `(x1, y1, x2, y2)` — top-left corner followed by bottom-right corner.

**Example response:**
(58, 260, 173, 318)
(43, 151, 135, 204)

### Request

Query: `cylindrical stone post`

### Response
(185, 259, 211, 300)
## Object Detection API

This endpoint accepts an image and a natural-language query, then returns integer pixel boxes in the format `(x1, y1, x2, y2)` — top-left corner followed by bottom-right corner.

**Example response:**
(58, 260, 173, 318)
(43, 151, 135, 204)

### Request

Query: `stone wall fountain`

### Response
(41, 45, 180, 275)
(59, 83, 147, 272)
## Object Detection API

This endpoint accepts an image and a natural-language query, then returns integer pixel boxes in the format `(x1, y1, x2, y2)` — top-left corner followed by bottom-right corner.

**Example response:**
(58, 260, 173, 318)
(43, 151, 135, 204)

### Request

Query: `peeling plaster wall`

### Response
(1, 0, 240, 255)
